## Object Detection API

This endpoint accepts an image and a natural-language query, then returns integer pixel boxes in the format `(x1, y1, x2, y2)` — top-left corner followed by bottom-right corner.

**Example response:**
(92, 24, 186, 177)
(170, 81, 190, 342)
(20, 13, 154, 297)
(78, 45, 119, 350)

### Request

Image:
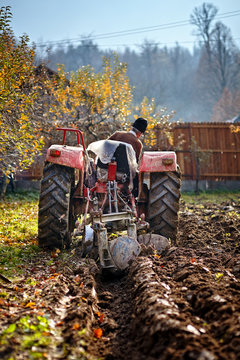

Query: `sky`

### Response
(3, 0, 240, 53)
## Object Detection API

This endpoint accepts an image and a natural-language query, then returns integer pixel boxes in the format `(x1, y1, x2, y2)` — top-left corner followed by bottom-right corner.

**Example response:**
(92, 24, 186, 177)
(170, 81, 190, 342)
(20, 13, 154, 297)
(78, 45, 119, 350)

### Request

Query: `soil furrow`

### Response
(1, 200, 240, 359)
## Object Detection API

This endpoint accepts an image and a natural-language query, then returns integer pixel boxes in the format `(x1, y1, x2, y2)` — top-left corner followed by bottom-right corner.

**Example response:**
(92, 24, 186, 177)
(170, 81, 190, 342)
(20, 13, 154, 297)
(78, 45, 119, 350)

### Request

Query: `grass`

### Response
(181, 190, 240, 205)
(0, 191, 39, 244)
(0, 191, 40, 278)
(0, 190, 97, 360)
(0, 189, 239, 279)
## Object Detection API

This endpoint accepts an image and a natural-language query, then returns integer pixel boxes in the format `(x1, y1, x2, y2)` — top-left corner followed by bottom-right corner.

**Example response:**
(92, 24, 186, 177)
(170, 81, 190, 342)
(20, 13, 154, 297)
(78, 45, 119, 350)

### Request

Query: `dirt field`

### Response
(1, 198, 240, 360)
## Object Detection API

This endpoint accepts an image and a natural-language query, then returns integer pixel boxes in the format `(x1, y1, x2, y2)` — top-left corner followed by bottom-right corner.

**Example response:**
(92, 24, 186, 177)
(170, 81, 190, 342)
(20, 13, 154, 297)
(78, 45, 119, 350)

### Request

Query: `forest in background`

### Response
(39, 2, 240, 123)
(1, 3, 240, 183)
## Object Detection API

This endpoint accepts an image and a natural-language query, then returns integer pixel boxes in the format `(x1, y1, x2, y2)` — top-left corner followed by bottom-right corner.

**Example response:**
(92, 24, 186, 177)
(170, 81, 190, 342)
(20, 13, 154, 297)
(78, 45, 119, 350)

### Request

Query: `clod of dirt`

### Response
(138, 233, 170, 253)
(1, 200, 240, 360)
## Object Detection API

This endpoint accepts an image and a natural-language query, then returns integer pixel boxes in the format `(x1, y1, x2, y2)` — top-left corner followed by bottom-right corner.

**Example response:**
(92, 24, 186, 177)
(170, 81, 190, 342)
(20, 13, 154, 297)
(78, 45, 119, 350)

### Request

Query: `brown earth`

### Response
(1, 199, 240, 359)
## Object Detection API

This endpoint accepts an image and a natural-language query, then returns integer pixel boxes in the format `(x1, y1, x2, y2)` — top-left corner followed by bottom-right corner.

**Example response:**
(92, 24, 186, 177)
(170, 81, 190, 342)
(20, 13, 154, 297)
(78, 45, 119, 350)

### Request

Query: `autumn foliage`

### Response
(0, 6, 44, 176)
(0, 6, 134, 178)
(133, 97, 177, 149)
(0, 5, 178, 183)
(45, 56, 133, 144)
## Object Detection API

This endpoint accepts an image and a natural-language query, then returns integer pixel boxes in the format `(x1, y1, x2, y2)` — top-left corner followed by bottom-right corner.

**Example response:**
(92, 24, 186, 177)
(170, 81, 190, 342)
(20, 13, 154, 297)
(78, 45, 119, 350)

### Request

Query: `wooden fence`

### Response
(155, 122, 240, 180)
(15, 123, 240, 181)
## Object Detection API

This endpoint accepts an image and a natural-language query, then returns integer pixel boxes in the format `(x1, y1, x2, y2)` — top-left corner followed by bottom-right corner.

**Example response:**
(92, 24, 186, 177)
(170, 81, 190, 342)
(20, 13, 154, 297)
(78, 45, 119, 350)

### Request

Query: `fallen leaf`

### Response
(0, 299, 6, 306)
(94, 328, 103, 339)
(51, 252, 58, 258)
(72, 323, 81, 330)
(75, 275, 81, 283)
(99, 313, 104, 324)
(25, 302, 36, 308)
(56, 321, 64, 327)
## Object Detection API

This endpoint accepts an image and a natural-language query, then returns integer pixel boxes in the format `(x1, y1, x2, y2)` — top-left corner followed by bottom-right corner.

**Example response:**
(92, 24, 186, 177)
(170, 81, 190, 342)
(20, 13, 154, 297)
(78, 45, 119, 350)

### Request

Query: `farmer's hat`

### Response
(132, 118, 148, 133)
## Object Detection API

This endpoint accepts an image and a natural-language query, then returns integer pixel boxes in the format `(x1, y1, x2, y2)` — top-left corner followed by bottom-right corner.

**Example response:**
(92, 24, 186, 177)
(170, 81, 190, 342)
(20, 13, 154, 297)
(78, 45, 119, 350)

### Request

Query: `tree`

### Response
(211, 22, 240, 94)
(190, 2, 218, 61)
(211, 88, 240, 122)
(44, 55, 133, 144)
(188, 137, 212, 194)
(133, 97, 177, 150)
(46, 38, 102, 74)
(0, 6, 44, 195)
(190, 3, 240, 120)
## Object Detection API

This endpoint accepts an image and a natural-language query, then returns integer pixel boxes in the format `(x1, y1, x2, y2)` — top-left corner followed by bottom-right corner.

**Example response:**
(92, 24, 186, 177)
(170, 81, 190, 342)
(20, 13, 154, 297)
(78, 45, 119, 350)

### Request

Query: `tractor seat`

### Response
(96, 143, 130, 183)
(87, 140, 137, 188)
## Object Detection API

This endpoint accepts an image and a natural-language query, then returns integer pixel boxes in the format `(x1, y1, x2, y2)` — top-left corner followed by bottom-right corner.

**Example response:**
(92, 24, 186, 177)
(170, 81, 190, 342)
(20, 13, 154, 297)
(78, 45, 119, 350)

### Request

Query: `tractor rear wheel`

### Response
(147, 171, 181, 244)
(38, 163, 75, 249)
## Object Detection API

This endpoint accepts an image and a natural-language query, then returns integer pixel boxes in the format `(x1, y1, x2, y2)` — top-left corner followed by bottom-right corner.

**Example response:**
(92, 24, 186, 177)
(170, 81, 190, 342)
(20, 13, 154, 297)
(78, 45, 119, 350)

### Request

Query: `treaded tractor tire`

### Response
(38, 163, 75, 249)
(147, 171, 181, 245)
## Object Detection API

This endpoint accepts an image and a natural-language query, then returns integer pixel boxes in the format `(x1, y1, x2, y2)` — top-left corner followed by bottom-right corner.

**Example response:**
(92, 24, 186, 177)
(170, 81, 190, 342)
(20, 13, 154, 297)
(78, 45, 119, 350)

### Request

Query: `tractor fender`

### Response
(139, 151, 177, 173)
(46, 144, 85, 170)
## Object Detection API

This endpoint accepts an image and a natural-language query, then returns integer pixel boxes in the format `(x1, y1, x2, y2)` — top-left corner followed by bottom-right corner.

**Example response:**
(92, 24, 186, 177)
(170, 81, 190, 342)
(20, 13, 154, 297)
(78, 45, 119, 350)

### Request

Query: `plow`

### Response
(38, 128, 181, 273)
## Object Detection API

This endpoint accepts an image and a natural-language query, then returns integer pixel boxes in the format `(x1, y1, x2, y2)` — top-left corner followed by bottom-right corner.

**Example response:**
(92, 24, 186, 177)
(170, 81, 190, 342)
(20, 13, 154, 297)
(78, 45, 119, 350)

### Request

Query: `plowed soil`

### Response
(1, 199, 240, 360)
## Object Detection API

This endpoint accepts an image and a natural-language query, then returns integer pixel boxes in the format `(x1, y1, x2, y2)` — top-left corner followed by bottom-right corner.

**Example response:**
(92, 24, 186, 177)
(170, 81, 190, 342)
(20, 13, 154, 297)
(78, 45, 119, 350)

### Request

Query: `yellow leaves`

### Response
(47, 56, 132, 135)
(168, 133, 174, 146)
(25, 301, 36, 309)
(0, 16, 43, 175)
(215, 273, 223, 281)
(133, 97, 176, 150)
(230, 124, 240, 133)
(20, 119, 28, 130)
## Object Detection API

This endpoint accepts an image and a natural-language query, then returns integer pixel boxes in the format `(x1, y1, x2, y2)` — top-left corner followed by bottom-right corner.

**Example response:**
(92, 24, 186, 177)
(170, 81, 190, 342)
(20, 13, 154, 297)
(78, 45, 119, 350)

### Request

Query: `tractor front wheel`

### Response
(147, 171, 181, 245)
(38, 163, 75, 249)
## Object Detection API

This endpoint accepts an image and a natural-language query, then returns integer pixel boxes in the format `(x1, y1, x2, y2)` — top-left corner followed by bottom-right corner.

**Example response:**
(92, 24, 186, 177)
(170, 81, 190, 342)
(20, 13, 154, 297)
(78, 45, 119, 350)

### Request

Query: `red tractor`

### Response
(38, 128, 180, 273)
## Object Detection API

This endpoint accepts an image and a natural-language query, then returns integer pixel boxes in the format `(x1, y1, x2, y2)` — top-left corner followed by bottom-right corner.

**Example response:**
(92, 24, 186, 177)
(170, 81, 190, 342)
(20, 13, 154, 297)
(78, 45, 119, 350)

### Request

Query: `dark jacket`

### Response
(108, 131, 142, 162)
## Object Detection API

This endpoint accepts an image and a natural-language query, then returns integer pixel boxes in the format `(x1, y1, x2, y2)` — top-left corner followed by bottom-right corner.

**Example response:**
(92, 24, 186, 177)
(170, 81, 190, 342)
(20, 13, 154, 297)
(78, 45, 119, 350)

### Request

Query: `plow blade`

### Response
(109, 236, 141, 271)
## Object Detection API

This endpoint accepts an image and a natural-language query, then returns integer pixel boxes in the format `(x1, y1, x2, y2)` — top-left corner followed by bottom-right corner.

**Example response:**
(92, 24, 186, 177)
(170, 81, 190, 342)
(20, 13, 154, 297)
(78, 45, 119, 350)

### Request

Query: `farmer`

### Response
(108, 118, 148, 198)
(108, 117, 148, 163)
